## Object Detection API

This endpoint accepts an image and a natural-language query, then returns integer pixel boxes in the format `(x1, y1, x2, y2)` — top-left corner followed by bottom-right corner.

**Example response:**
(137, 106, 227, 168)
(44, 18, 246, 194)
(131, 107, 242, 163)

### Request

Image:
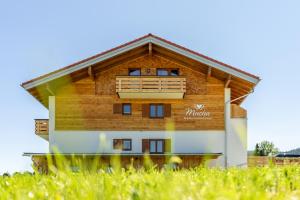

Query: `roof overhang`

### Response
(21, 34, 260, 106)
(22, 34, 260, 90)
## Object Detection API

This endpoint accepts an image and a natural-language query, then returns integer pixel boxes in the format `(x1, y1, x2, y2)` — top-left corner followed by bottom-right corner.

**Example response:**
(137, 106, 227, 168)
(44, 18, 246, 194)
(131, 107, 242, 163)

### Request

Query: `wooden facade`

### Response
(54, 55, 225, 131)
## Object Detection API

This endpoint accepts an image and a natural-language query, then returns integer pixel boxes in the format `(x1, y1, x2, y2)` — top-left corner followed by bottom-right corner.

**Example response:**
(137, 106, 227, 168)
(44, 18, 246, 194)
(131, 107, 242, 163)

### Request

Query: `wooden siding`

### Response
(231, 104, 247, 118)
(248, 156, 300, 167)
(35, 119, 49, 135)
(55, 55, 225, 131)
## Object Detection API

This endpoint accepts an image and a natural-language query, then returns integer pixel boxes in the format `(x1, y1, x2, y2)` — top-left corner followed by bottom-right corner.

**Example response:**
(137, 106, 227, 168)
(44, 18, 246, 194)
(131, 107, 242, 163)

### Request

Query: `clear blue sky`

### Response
(1, 0, 300, 173)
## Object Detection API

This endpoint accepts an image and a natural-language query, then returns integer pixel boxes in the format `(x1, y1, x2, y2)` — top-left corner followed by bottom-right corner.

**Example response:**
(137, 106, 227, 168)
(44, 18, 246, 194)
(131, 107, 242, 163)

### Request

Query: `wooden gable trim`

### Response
(206, 67, 212, 81)
(149, 42, 152, 56)
(87, 66, 95, 81)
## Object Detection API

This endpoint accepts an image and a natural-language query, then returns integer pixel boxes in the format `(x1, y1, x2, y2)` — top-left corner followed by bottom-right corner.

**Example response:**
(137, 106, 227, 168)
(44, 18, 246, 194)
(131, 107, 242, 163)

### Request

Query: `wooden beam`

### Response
(149, 43, 152, 56)
(94, 51, 146, 75)
(88, 66, 95, 80)
(46, 84, 55, 96)
(225, 75, 232, 88)
(206, 67, 212, 81)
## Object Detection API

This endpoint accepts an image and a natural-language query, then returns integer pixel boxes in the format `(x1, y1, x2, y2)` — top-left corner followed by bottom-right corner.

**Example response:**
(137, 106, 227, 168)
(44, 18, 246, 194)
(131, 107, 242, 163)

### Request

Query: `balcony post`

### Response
(118, 79, 122, 92)
(139, 78, 143, 92)
(158, 79, 162, 91)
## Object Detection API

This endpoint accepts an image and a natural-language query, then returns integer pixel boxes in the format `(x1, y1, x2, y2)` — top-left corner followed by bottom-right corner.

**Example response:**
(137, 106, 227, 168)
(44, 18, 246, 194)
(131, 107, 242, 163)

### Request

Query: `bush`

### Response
(254, 141, 279, 156)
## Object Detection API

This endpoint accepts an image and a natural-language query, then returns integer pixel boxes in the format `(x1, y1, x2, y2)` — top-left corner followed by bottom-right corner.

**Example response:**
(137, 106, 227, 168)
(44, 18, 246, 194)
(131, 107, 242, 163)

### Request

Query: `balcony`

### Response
(35, 119, 49, 140)
(116, 76, 186, 99)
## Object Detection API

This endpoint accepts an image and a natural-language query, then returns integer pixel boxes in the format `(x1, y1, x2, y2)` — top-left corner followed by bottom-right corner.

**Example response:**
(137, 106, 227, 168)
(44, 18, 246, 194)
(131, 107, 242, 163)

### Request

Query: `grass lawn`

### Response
(1, 165, 300, 200)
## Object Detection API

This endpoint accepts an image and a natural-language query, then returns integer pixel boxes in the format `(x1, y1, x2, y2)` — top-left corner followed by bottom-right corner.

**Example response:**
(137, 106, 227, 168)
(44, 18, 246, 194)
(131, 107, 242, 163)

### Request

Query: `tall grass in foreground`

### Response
(1, 165, 300, 199)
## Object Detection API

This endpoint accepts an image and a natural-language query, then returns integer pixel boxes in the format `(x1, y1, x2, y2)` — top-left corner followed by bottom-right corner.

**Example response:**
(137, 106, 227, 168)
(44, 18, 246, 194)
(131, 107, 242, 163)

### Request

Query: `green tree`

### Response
(254, 141, 279, 156)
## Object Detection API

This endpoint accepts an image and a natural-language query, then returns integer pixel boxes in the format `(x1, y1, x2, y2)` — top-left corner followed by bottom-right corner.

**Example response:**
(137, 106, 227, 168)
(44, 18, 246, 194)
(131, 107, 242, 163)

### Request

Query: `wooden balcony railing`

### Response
(35, 119, 49, 135)
(116, 76, 186, 99)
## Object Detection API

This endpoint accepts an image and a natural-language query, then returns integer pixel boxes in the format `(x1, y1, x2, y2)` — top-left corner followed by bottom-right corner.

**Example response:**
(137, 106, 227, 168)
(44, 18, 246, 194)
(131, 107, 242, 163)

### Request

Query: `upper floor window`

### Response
(170, 69, 179, 76)
(156, 68, 179, 76)
(157, 69, 169, 76)
(113, 139, 132, 151)
(128, 68, 141, 76)
(150, 104, 164, 118)
(122, 103, 131, 115)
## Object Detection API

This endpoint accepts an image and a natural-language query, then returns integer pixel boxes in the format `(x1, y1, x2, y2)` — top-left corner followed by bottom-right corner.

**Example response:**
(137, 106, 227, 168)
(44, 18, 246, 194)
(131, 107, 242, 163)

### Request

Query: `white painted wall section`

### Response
(228, 118, 247, 167)
(225, 88, 248, 167)
(49, 130, 225, 166)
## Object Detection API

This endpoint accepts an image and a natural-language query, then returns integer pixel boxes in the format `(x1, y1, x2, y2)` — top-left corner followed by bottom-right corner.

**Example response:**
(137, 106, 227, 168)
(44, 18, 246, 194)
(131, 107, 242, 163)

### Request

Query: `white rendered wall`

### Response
(224, 89, 248, 167)
(49, 130, 225, 167)
(227, 118, 247, 167)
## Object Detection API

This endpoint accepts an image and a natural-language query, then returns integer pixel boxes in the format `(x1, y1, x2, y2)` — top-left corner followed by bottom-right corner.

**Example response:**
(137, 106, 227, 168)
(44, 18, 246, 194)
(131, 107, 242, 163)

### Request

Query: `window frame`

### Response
(149, 139, 165, 154)
(156, 68, 179, 76)
(122, 103, 132, 115)
(113, 139, 132, 151)
(149, 104, 165, 119)
(128, 68, 141, 76)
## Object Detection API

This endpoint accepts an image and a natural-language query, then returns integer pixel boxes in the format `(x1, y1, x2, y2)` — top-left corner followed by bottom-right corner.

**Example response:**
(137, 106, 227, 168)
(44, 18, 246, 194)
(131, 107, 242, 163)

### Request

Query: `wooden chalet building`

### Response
(22, 34, 260, 170)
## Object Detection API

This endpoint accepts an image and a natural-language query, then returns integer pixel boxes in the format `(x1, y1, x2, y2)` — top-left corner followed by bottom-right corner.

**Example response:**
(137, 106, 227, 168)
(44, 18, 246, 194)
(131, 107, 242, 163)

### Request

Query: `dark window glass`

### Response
(149, 139, 164, 153)
(113, 139, 132, 151)
(122, 139, 132, 151)
(157, 140, 163, 153)
(128, 68, 141, 76)
(170, 69, 179, 76)
(150, 140, 156, 153)
(122, 104, 131, 115)
(157, 68, 179, 76)
(149, 104, 164, 118)
(157, 69, 169, 76)
(157, 105, 164, 117)
(150, 105, 156, 118)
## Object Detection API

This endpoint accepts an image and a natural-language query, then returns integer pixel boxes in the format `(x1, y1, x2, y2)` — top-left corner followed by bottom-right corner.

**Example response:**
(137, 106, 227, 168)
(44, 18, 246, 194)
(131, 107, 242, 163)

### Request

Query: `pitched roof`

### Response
(22, 34, 260, 89)
(21, 33, 260, 106)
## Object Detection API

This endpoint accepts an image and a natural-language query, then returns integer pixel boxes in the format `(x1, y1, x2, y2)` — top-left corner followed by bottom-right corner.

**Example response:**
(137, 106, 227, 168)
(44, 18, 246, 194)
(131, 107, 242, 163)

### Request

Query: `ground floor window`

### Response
(149, 139, 164, 154)
(113, 139, 132, 151)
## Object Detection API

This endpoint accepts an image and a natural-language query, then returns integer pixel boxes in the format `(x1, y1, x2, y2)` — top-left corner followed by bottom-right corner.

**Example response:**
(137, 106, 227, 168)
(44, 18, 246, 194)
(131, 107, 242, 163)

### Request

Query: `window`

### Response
(156, 68, 179, 76)
(170, 69, 179, 76)
(122, 140, 132, 150)
(122, 103, 131, 115)
(128, 68, 141, 76)
(113, 139, 132, 151)
(149, 104, 164, 118)
(157, 69, 169, 76)
(149, 139, 164, 154)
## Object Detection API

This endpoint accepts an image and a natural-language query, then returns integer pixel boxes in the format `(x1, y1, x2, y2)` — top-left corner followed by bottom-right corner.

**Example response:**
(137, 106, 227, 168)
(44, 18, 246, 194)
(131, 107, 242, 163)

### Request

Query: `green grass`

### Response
(1, 165, 300, 199)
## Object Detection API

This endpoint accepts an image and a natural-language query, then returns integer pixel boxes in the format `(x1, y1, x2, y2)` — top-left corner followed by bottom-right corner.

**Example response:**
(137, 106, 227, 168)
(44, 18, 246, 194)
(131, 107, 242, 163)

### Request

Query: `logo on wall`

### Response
(184, 104, 211, 120)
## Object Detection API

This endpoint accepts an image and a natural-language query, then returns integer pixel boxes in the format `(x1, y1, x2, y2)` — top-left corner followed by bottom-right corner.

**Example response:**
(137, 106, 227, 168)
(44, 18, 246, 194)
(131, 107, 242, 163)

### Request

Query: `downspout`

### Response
(224, 89, 254, 168)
